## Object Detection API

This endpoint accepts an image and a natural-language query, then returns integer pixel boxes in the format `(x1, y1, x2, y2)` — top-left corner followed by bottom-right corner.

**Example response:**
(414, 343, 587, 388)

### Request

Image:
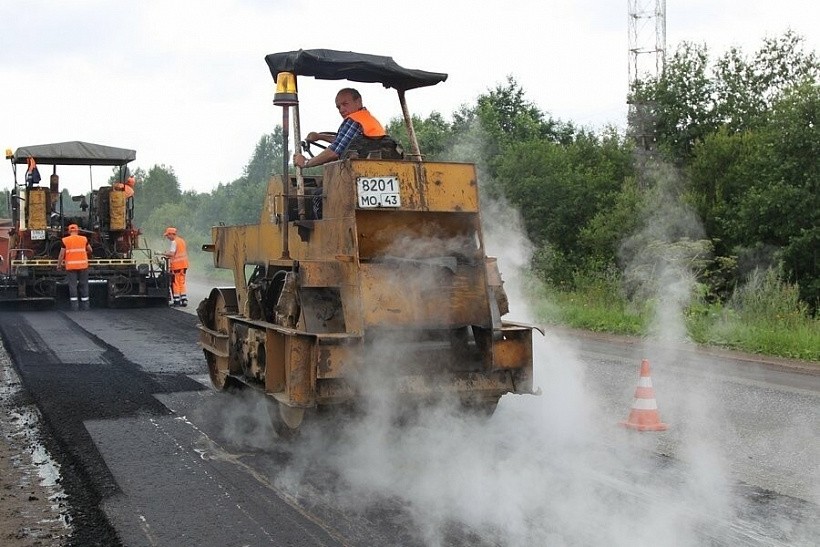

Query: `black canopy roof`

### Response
(264, 49, 448, 91)
(12, 141, 136, 166)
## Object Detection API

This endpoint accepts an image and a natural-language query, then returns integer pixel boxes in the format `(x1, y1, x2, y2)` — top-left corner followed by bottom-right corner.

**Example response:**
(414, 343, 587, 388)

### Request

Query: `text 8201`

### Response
(356, 177, 401, 208)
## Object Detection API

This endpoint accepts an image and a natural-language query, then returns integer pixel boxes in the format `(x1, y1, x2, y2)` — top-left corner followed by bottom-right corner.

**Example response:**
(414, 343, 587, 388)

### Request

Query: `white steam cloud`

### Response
(200, 151, 815, 545)
(262, 181, 726, 546)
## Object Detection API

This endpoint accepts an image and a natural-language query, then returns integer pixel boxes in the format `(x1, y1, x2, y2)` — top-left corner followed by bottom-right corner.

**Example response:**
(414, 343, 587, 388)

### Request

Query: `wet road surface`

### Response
(0, 307, 817, 546)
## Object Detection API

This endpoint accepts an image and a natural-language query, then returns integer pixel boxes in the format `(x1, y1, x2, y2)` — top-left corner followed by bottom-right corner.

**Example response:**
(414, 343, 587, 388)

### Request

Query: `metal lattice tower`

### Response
(628, 0, 666, 157)
(628, 0, 667, 88)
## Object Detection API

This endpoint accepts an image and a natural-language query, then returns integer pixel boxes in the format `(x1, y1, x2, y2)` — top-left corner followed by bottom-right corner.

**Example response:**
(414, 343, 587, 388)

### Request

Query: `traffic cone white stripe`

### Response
(632, 398, 658, 410)
(638, 377, 653, 388)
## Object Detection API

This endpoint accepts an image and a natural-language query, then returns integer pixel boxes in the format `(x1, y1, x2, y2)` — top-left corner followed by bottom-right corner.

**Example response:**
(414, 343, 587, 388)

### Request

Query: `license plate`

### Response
(30, 229, 46, 241)
(357, 177, 401, 208)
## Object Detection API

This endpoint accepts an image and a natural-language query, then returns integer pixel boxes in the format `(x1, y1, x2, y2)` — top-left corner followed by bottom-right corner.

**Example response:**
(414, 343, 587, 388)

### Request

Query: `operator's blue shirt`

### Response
(328, 118, 363, 156)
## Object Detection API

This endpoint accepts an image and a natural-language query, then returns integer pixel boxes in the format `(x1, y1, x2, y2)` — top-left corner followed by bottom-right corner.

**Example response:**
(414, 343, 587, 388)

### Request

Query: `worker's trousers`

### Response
(172, 268, 187, 305)
(66, 269, 90, 309)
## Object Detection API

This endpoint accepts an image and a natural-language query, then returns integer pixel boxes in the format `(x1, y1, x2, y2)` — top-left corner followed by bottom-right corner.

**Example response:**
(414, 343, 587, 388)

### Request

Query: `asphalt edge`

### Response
(546, 325, 820, 376)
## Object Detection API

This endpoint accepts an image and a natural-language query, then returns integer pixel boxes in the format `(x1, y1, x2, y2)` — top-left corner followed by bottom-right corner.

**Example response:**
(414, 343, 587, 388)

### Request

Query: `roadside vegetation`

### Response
(2, 32, 815, 361)
(536, 267, 820, 361)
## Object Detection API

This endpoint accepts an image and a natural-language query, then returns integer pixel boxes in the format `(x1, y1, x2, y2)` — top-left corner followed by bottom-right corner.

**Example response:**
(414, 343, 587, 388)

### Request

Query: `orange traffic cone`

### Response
(620, 359, 668, 431)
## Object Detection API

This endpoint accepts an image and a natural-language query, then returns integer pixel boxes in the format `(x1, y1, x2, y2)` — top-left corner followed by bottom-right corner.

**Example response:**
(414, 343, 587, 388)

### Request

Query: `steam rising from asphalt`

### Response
(263, 179, 735, 545)
(204, 154, 815, 544)
(619, 163, 709, 344)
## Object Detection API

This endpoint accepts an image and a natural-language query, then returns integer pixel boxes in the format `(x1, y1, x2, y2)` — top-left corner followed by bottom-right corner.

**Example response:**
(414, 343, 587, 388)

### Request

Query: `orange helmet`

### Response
(126, 176, 135, 186)
(164, 227, 177, 236)
(67, 224, 79, 233)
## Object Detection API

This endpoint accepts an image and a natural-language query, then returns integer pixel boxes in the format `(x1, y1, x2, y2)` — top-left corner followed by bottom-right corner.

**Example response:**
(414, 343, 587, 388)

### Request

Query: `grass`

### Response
(687, 268, 820, 361)
(534, 268, 820, 362)
(536, 282, 647, 335)
(688, 314, 819, 361)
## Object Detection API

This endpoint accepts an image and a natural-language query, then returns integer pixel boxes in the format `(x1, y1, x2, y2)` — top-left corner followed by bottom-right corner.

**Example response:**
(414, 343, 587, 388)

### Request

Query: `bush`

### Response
(730, 267, 809, 323)
(539, 265, 819, 360)
(687, 267, 820, 359)
(536, 269, 648, 335)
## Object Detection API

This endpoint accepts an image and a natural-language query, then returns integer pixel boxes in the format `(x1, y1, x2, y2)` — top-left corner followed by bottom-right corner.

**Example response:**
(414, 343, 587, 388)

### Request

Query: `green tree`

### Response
(632, 32, 819, 308)
(474, 76, 574, 147)
(445, 77, 577, 199)
(579, 175, 645, 265)
(686, 127, 763, 249)
(185, 128, 285, 232)
(386, 111, 454, 160)
(714, 31, 819, 131)
(245, 129, 285, 180)
(632, 31, 819, 162)
(466, 77, 574, 167)
(688, 83, 820, 306)
(135, 165, 182, 225)
(631, 41, 717, 160)
(143, 202, 192, 244)
(224, 130, 285, 225)
(495, 129, 634, 282)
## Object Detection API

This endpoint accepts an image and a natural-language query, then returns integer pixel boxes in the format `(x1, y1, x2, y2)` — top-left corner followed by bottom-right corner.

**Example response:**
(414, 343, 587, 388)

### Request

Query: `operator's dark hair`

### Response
(337, 87, 361, 101)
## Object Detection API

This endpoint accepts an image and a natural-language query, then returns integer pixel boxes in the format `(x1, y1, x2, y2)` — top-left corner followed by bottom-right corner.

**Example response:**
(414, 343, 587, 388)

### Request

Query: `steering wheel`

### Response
(300, 133, 336, 158)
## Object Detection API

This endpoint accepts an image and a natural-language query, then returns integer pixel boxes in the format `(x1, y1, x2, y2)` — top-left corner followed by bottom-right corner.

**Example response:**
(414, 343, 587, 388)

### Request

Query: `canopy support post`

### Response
(280, 105, 291, 259)
(398, 90, 422, 162)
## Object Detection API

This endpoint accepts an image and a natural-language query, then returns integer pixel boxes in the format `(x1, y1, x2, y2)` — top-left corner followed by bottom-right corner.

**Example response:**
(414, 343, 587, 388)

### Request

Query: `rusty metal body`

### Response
(199, 158, 534, 419)
(199, 50, 535, 432)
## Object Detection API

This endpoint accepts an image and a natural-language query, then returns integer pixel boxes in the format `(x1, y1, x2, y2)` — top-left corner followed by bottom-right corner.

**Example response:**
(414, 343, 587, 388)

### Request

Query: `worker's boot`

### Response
(180, 298, 188, 308)
(70, 301, 79, 312)
(81, 300, 90, 311)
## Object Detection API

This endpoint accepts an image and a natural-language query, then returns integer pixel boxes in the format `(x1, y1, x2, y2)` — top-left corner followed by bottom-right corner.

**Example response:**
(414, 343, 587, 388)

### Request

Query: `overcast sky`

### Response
(1, 0, 816, 194)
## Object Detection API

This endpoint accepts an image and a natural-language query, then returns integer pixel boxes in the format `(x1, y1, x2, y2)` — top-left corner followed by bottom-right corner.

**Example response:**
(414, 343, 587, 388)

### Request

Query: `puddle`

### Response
(0, 354, 72, 532)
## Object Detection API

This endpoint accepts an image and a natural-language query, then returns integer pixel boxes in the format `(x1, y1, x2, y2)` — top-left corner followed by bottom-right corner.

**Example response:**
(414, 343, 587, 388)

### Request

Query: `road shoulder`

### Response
(546, 325, 819, 375)
(0, 352, 70, 546)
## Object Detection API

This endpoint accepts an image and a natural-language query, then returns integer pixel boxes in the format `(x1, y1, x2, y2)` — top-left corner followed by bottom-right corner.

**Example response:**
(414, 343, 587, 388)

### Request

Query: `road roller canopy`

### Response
(11, 141, 136, 166)
(264, 49, 448, 91)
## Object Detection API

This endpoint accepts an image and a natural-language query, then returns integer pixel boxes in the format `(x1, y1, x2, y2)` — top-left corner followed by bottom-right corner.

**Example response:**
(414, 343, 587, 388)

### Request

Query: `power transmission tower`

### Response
(627, 0, 666, 154)
(628, 0, 666, 90)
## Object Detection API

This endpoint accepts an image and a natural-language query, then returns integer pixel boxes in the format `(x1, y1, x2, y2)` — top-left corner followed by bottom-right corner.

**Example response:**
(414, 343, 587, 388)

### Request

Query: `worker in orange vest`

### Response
(57, 224, 92, 311)
(25, 156, 41, 185)
(292, 87, 387, 169)
(292, 88, 396, 219)
(163, 227, 188, 307)
(113, 175, 135, 198)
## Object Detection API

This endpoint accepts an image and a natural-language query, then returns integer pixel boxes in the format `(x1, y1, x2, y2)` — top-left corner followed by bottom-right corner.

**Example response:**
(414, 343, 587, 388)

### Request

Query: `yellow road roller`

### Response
(198, 49, 536, 436)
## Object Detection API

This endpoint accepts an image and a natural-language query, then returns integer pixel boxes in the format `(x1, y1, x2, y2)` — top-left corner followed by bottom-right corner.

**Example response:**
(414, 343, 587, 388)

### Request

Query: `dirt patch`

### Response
(0, 355, 71, 546)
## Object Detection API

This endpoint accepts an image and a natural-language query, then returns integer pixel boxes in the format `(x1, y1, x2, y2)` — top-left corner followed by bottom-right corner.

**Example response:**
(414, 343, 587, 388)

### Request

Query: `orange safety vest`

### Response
(346, 109, 386, 137)
(114, 182, 135, 198)
(170, 236, 189, 271)
(62, 234, 89, 270)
